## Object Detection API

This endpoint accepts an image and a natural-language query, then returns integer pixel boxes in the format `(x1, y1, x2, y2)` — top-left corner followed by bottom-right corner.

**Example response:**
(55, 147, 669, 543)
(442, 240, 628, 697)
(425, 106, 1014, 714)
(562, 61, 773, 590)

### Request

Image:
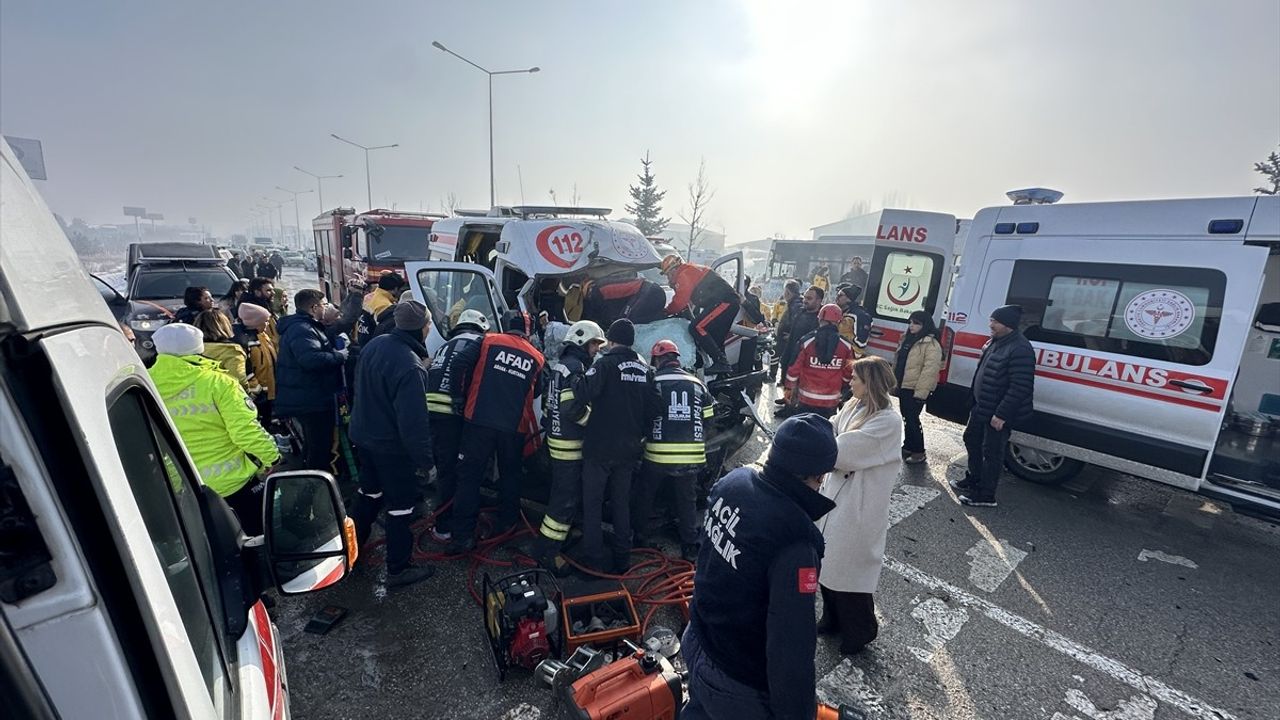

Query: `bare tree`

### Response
(678, 157, 716, 259)
(1254, 146, 1280, 195)
(548, 187, 558, 205)
(845, 200, 871, 218)
(441, 192, 459, 215)
(571, 182, 580, 207)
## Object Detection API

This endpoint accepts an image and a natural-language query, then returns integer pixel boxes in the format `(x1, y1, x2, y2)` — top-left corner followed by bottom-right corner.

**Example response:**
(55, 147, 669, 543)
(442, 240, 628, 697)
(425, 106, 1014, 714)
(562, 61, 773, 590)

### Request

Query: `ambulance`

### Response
(925, 195, 1280, 517)
(1, 142, 356, 718)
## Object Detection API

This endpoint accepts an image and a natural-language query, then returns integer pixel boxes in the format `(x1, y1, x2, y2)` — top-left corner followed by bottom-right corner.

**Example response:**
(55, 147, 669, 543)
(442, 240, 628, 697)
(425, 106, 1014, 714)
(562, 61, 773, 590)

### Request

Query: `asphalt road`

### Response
(271, 381, 1279, 720)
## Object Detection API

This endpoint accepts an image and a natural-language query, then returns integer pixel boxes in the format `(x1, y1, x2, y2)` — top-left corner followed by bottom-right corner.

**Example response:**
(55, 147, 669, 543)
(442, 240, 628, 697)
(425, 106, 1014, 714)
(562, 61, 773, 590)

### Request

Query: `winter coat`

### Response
(581, 345, 660, 461)
(203, 341, 250, 391)
(780, 307, 819, 373)
(816, 403, 903, 593)
(971, 329, 1036, 425)
(785, 325, 854, 409)
(464, 332, 545, 433)
(645, 363, 715, 468)
(172, 305, 201, 326)
(665, 263, 737, 316)
(837, 305, 873, 350)
(426, 328, 485, 416)
(274, 312, 345, 417)
(357, 288, 398, 346)
(897, 334, 943, 399)
(245, 329, 278, 400)
(544, 342, 593, 461)
(148, 354, 280, 497)
(349, 329, 434, 470)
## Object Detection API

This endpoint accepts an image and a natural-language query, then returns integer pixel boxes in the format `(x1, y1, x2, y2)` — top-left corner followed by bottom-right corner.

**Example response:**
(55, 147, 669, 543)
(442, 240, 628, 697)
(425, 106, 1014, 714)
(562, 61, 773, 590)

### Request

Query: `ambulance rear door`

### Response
(861, 210, 958, 361)
(711, 250, 745, 295)
(404, 261, 506, 355)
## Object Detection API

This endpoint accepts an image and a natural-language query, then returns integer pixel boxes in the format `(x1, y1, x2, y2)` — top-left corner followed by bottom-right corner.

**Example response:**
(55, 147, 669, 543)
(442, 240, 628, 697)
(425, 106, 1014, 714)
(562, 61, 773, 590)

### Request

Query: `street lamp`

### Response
(329, 134, 398, 210)
(431, 40, 539, 208)
(294, 166, 343, 215)
(277, 186, 314, 249)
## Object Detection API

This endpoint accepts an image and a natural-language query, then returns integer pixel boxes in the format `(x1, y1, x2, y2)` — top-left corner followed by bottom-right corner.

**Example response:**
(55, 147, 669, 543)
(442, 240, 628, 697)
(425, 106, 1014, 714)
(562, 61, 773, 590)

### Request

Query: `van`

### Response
(1, 143, 356, 718)
(926, 196, 1280, 517)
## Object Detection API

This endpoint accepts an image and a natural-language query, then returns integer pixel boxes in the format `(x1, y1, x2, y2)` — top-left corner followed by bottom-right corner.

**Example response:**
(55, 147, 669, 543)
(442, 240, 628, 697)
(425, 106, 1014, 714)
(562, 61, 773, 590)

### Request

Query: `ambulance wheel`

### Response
(1004, 443, 1083, 486)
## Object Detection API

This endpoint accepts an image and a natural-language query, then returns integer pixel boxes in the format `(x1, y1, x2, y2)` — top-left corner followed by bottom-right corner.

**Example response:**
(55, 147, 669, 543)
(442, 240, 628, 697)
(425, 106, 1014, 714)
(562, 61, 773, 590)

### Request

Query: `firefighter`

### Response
(533, 320, 607, 574)
(579, 319, 660, 572)
(835, 284, 873, 354)
(420, 309, 490, 545)
(781, 303, 854, 419)
(446, 311, 545, 554)
(632, 339, 714, 562)
(660, 255, 740, 374)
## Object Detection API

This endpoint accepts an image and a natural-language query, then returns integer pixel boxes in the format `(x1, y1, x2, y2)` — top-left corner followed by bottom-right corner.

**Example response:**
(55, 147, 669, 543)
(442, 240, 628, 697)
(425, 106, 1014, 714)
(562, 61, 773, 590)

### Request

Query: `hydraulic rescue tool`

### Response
(537, 642, 682, 720)
(483, 569, 561, 679)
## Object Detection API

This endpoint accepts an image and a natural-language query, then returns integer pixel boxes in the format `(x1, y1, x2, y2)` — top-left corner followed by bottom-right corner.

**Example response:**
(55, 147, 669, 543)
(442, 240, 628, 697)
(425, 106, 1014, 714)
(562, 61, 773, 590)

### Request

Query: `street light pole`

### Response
(294, 166, 343, 216)
(276, 186, 314, 249)
(261, 198, 284, 244)
(330, 134, 398, 210)
(431, 41, 539, 208)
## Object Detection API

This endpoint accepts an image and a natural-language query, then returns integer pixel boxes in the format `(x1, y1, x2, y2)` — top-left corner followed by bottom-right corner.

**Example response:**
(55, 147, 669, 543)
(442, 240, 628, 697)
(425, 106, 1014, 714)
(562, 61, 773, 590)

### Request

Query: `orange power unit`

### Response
(565, 651, 681, 720)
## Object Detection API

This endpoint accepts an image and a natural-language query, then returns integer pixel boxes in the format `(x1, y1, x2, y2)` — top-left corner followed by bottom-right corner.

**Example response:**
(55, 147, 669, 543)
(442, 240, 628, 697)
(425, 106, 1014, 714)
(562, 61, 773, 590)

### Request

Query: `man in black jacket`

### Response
(954, 304, 1036, 507)
(775, 285, 822, 407)
(772, 279, 801, 383)
(579, 319, 660, 572)
(275, 289, 349, 472)
(683, 414, 838, 720)
(349, 299, 436, 587)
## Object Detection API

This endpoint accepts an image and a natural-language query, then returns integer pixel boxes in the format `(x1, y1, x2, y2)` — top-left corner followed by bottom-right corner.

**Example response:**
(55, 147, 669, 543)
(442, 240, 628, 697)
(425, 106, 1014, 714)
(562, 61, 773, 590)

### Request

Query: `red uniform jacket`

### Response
(785, 327, 854, 409)
(664, 263, 712, 315)
(464, 332, 545, 434)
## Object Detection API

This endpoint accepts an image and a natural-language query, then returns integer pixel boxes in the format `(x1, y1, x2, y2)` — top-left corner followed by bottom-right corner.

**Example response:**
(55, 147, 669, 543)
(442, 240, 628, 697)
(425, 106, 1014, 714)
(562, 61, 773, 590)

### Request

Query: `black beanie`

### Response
(504, 310, 530, 335)
(990, 304, 1023, 329)
(766, 414, 838, 478)
(607, 318, 635, 346)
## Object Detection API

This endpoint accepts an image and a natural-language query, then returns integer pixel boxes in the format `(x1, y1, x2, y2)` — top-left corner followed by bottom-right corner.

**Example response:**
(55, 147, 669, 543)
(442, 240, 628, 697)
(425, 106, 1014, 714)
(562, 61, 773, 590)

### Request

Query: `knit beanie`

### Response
(607, 318, 636, 346)
(153, 323, 205, 356)
(394, 299, 429, 331)
(766, 413, 838, 478)
(990, 304, 1023, 330)
(236, 301, 270, 331)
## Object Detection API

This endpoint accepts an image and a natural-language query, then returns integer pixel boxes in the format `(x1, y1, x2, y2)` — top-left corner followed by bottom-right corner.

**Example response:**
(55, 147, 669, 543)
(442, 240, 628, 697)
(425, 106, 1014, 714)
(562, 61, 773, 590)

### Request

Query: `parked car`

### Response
(122, 242, 239, 359)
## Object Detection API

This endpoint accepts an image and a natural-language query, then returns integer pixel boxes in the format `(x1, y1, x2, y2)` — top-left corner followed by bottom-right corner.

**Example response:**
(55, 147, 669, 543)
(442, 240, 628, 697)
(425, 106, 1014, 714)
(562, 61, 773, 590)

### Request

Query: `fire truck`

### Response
(311, 208, 447, 302)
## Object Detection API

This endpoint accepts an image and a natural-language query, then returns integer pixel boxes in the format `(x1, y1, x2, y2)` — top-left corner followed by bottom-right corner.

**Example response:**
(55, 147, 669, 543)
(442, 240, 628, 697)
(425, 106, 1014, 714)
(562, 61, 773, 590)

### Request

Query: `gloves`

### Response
(335, 346, 350, 362)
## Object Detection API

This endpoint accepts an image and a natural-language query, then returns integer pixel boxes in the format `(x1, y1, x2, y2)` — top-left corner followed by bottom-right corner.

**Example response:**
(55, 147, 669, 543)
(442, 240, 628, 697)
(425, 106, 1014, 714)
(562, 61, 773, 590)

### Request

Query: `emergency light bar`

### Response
(1006, 188, 1064, 205)
(510, 205, 611, 219)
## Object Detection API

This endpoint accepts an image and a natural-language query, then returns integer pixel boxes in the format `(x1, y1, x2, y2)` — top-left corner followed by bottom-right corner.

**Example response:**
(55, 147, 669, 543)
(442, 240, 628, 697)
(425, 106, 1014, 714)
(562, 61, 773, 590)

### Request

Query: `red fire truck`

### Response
(311, 207, 447, 302)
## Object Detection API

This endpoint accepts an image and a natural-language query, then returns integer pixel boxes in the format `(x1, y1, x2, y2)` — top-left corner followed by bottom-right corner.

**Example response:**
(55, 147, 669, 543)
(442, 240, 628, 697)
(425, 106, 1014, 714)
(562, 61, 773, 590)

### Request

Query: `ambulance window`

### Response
(1008, 261, 1225, 366)
(416, 267, 501, 335)
(108, 389, 232, 710)
(866, 250, 943, 321)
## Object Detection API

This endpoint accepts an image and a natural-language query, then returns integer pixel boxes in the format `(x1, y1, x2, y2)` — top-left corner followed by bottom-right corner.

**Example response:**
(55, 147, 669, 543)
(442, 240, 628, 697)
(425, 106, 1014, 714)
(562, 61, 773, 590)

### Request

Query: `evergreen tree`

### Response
(1254, 146, 1280, 195)
(625, 151, 670, 236)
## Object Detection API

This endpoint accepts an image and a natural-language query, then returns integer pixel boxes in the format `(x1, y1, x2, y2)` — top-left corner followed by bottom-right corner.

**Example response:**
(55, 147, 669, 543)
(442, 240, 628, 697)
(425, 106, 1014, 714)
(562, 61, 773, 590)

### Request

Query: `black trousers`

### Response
(963, 410, 1010, 499)
(351, 449, 419, 573)
(691, 299, 740, 361)
(794, 402, 836, 419)
(224, 475, 266, 537)
(819, 585, 879, 654)
(452, 424, 525, 541)
(898, 391, 927, 454)
(429, 413, 464, 527)
(536, 459, 583, 552)
(294, 407, 336, 474)
(581, 456, 636, 566)
(631, 462, 700, 546)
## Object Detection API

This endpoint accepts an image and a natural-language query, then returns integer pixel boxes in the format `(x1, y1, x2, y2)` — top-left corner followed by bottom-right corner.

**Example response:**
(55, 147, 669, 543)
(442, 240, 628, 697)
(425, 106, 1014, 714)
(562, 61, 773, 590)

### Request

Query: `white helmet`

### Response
(565, 320, 605, 347)
(457, 309, 491, 332)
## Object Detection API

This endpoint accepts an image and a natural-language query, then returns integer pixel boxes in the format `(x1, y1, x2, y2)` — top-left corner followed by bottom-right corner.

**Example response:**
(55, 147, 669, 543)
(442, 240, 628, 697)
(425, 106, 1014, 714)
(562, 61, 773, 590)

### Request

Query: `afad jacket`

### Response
(785, 325, 854, 409)
(464, 331, 545, 434)
(148, 354, 280, 497)
(644, 363, 715, 469)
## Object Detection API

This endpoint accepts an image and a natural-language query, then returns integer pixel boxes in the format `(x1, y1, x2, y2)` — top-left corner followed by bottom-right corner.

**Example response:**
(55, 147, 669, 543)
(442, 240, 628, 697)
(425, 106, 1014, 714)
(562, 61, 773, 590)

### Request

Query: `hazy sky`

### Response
(3, 0, 1277, 242)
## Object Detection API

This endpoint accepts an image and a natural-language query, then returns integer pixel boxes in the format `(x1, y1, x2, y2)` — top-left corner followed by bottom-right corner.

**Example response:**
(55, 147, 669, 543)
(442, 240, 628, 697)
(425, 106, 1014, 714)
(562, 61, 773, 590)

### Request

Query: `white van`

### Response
(1, 142, 356, 718)
(927, 196, 1280, 517)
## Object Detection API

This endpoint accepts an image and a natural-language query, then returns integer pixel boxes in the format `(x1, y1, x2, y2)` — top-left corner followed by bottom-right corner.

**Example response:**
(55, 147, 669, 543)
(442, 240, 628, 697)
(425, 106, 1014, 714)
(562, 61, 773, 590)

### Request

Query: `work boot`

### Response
(386, 564, 435, 588)
(958, 494, 998, 508)
(948, 476, 975, 492)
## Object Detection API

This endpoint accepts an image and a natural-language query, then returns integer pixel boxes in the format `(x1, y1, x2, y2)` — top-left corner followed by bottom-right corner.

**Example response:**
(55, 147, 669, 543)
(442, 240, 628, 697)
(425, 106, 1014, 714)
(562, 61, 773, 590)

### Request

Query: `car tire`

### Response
(1004, 442, 1084, 485)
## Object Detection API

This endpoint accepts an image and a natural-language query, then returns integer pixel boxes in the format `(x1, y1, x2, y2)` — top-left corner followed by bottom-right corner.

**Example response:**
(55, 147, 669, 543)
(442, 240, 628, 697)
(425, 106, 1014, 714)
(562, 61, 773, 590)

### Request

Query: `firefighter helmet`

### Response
(650, 339, 680, 362)
(457, 308, 490, 332)
(818, 303, 843, 324)
(659, 254, 683, 274)
(565, 320, 606, 347)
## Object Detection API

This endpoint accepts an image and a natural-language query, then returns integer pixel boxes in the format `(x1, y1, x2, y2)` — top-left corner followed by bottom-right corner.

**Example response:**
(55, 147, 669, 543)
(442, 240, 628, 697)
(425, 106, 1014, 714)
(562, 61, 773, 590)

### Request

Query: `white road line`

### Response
(1137, 549, 1198, 569)
(816, 658, 886, 718)
(501, 702, 542, 720)
(965, 538, 1029, 592)
(883, 557, 1238, 720)
(1063, 688, 1158, 720)
(908, 596, 970, 663)
(889, 484, 941, 527)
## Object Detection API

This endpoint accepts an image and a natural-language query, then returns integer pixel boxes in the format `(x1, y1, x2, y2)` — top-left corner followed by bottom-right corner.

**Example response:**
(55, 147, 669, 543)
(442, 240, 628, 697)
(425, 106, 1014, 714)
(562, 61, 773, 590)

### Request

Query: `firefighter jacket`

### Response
(426, 328, 484, 416)
(785, 325, 854, 409)
(148, 354, 280, 497)
(838, 304, 874, 350)
(645, 363, 715, 469)
(665, 263, 738, 316)
(349, 329, 435, 471)
(544, 342, 593, 462)
(464, 331, 545, 433)
(582, 345, 660, 461)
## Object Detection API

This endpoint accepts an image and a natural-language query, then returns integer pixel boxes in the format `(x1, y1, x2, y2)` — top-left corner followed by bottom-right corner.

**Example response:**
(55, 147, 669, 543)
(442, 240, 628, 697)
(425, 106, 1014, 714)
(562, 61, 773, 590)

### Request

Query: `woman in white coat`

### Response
(815, 355, 903, 654)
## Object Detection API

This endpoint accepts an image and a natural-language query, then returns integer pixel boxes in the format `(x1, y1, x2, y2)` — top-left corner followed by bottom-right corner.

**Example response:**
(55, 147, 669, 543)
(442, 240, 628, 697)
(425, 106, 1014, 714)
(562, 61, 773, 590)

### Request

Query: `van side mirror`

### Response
(263, 470, 357, 595)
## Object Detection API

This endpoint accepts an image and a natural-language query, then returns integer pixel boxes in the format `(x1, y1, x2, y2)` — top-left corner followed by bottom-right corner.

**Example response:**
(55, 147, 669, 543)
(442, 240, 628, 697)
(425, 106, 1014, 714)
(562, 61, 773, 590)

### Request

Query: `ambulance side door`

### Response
(711, 250, 745, 296)
(404, 261, 507, 355)
(861, 212, 958, 362)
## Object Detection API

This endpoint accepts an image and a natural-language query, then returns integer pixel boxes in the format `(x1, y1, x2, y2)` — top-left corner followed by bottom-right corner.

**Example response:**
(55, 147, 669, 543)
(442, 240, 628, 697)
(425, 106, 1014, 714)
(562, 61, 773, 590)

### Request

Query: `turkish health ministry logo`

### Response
(1124, 289, 1195, 340)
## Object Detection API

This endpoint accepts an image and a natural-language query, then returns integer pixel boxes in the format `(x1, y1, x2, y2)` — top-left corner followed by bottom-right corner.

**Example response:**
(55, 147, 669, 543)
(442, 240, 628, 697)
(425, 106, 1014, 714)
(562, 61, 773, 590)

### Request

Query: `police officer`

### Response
(683, 414, 839, 720)
(447, 311, 545, 554)
(781, 303, 854, 419)
(421, 309, 489, 545)
(533, 320, 606, 573)
(660, 255, 741, 374)
(579, 319, 659, 572)
(631, 339, 713, 561)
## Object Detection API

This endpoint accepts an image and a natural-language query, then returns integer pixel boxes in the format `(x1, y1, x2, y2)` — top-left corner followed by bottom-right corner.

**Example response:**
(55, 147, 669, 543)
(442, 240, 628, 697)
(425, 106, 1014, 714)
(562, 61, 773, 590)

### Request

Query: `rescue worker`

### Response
(275, 289, 349, 472)
(661, 254, 740, 374)
(683, 414, 838, 720)
(148, 323, 280, 535)
(447, 311, 545, 554)
(579, 319, 659, 572)
(533, 319, 607, 573)
(357, 272, 405, 347)
(835, 284, 873, 354)
(173, 286, 213, 326)
(775, 285, 822, 399)
(781, 303, 854, 419)
(237, 301, 277, 424)
(578, 275, 665, 325)
(349, 298, 437, 587)
(632, 339, 713, 562)
(421, 308, 490, 545)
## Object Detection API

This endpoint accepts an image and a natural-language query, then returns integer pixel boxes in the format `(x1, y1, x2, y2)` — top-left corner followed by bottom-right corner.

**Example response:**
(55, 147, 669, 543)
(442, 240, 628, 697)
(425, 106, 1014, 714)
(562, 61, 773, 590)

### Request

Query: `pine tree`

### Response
(625, 151, 670, 237)
(1254, 146, 1280, 195)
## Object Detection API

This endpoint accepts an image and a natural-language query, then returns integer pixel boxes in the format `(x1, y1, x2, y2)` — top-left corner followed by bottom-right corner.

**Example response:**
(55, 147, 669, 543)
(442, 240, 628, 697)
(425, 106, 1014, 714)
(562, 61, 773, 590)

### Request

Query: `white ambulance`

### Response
(1, 142, 356, 718)
(925, 195, 1280, 517)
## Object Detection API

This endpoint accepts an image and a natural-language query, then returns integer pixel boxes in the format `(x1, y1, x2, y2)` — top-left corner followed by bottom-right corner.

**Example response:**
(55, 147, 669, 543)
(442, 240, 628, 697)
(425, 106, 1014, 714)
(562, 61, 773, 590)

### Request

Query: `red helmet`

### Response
(650, 339, 680, 362)
(818, 303, 843, 323)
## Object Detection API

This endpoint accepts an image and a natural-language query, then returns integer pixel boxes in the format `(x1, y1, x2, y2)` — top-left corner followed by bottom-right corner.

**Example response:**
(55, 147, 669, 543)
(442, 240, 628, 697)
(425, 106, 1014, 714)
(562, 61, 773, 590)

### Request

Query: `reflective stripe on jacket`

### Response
(426, 329, 484, 416)
(785, 326, 854, 409)
(644, 365, 714, 467)
(544, 343, 592, 461)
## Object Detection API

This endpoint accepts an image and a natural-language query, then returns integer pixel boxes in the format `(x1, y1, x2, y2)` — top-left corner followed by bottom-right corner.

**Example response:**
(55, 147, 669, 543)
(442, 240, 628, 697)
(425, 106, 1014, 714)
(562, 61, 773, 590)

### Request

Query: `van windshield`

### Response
(132, 268, 235, 300)
(365, 225, 431, 262)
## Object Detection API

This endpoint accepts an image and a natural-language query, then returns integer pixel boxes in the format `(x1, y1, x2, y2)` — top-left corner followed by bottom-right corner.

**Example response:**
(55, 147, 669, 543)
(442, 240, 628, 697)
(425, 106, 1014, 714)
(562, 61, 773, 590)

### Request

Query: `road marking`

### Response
(889, 484, 941, 527)
(816, 658, 885, 718)
(1137, 549, 1198, 569)
(907, 596, 969, 663)
(965, 538, 1029, 592)
(1052, 688, 1158, 720)
(501, 703, 542, 720)
(884, 557, 1238, 720)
